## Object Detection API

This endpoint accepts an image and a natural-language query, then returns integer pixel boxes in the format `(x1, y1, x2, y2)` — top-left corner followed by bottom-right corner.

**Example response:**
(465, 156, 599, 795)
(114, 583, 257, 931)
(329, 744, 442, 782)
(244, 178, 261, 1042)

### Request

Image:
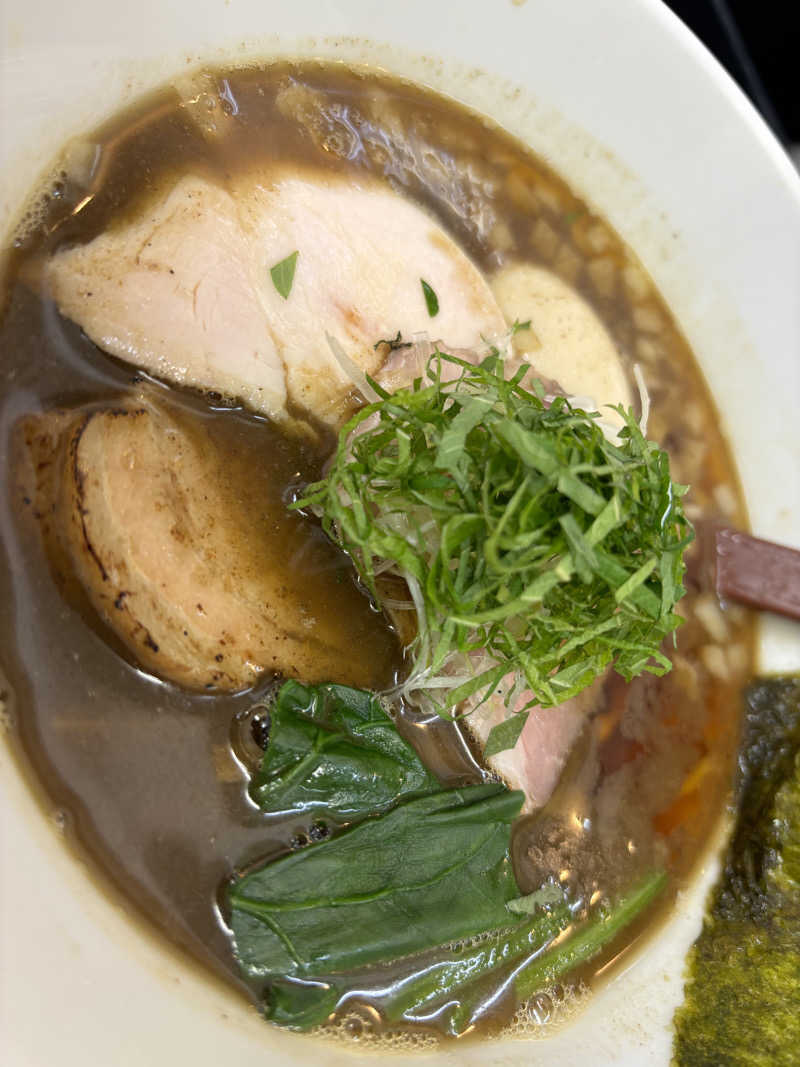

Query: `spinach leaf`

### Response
(228, 682, 667, 1035)
(442, 869, 667, 1037)
(266, 902, 572, 1031)
(237, 869, 666, 1035)
(229, 783, 524, 980)
(512, 869, 667, 1001)
(249, 680, 440, 820)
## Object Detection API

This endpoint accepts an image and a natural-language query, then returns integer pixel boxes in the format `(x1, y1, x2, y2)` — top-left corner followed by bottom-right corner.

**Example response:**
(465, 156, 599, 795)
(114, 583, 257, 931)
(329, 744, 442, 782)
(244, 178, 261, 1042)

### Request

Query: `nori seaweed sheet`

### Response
(673, 677, 800, 1066)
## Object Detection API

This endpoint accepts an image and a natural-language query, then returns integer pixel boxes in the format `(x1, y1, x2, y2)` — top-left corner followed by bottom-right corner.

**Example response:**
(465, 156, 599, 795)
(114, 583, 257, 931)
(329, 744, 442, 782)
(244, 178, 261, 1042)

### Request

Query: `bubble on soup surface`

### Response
(326, 1007, 438, 1052)
(504, 982, 590, 1040)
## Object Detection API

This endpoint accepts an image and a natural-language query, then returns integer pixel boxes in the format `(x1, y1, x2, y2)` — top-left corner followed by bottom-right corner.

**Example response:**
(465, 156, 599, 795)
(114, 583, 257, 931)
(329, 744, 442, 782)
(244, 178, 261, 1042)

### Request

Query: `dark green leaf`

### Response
(373, 331, 412, 351)
(270, 251, 299, 299)
(443, 870, 667, 1036)
(228, 683, 669, 1036)
(381, 906, 569, 1026)
(563, 207, 587, 225)
(265, 902, 572, 1032)
(228, 784, 525, 980)
(421, 278, 439, 317)
(268, 978, 340, 1030)
(442, 872, 665, 1036)
(261, 870, 667, 1035)
(249, 680, 440, 820)
(512, 869, 667, 1003)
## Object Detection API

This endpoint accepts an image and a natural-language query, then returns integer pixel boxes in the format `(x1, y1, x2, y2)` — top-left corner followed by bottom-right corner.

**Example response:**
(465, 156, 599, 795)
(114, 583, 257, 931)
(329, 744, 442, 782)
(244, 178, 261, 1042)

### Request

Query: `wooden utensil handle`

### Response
(716, 528, 800, 622)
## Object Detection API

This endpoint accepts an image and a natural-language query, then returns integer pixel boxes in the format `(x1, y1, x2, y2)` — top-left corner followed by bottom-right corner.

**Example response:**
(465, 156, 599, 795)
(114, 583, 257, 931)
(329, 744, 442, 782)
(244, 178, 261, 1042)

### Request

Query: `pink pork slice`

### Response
(465, 675, 606, 812)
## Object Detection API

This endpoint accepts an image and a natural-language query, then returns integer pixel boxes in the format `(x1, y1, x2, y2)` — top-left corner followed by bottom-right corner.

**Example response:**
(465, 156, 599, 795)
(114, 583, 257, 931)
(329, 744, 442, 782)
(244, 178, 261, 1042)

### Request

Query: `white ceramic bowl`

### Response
(2, 2, 799, 1065)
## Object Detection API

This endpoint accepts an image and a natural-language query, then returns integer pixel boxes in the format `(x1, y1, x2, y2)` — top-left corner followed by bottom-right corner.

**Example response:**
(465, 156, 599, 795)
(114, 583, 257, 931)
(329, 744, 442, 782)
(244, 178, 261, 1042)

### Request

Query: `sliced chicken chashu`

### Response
(23, 400, 395, 691)
(232, 173, 507, 421)
(46, 170, 507, 428)
(491, 263, 633, 424)
(47, 178, 290, 421)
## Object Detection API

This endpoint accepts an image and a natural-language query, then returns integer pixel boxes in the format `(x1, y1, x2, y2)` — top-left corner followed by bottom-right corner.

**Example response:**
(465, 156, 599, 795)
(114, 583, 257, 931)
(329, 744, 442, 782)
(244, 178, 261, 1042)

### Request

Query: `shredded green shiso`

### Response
(294, 350, 693, 738)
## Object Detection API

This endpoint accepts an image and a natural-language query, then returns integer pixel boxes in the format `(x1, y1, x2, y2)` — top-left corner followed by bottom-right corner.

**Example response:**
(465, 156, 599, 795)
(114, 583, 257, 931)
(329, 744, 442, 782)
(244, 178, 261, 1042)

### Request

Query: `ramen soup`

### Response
(0, 62, 753, 1046)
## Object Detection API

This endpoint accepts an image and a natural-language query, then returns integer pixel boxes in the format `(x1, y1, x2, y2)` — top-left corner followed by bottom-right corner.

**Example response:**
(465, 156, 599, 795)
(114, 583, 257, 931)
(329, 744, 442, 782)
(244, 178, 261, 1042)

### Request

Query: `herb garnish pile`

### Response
(295, 351, 692, 751)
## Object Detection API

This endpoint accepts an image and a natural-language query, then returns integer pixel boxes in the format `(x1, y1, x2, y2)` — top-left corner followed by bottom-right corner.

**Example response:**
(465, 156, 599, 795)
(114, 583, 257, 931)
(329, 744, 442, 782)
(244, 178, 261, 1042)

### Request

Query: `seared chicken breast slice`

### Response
(46, 169, 506, 428)
(47, 177, 289, 421)
(491, 262, 633, 424)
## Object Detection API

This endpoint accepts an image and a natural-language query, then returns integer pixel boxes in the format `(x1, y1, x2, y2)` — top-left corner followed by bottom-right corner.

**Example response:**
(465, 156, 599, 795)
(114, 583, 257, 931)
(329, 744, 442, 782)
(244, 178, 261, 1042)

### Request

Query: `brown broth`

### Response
(0, 61, 754, 1044)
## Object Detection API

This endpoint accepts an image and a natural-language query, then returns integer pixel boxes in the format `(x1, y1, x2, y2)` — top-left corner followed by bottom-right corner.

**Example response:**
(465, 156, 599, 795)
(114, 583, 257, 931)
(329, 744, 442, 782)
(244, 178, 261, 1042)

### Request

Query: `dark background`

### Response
(664, 0, 799, 156)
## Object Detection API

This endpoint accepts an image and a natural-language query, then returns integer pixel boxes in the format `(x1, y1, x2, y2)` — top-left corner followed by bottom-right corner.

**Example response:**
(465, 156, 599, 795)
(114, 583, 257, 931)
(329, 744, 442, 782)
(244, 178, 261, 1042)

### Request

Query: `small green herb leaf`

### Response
(421, 278, 439, 317)
(270, 250, 299, 299)
(434, 394, 493, 472)
(564, 207, 587, 225)
(484, 712, 529, 758)
(507, 882, 567, 915)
